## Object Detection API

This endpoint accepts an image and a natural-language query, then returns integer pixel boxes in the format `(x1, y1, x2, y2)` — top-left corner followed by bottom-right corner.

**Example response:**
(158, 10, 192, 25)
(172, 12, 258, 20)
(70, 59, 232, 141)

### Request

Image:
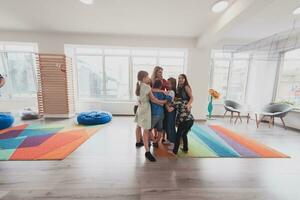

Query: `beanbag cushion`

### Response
(0, 113, 14, 130)
(77, 111, 112, 125)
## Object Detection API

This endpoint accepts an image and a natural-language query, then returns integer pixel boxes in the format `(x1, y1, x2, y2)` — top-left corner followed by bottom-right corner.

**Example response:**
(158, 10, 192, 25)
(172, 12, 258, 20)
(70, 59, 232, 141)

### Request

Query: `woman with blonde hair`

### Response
(151, 66, 167, 90)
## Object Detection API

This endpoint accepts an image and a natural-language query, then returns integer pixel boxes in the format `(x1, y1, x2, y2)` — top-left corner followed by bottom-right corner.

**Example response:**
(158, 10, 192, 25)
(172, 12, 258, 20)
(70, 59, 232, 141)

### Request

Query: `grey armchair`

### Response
(224, 100, 243, 124)
(255, 103, 293, 129)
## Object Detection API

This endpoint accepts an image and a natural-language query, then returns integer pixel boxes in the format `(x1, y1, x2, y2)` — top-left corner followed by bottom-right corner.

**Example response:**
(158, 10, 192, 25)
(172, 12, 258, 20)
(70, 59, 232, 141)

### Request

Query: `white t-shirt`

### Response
(167, 90, 175, 101)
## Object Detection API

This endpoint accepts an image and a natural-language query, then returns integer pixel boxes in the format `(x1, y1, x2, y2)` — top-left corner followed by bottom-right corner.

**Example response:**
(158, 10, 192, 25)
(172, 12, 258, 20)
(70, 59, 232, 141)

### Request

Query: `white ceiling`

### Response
(0, 0, 299, 41)
(0, 0, 231, 37)
(221, 0, 300, 40)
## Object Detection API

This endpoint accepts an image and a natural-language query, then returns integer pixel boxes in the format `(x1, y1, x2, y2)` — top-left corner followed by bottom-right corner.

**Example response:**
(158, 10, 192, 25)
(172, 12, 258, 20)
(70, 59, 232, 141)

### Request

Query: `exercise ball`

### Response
(77, 111, 112, 125)
(0, 113, 14, 130)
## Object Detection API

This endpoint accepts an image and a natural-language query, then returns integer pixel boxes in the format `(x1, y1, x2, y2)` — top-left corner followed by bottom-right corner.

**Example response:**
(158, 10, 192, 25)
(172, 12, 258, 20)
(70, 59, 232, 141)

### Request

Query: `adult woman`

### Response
(151, 66, 167, 90)
(172, 74, 194, 154)
(176, 74, 193, 111)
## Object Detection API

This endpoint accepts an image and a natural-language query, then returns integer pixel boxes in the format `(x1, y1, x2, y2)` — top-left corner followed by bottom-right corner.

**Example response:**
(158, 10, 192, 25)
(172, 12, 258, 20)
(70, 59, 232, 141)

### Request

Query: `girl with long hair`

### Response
(135, 70, 167, 162)
(164, 77, 177, 150)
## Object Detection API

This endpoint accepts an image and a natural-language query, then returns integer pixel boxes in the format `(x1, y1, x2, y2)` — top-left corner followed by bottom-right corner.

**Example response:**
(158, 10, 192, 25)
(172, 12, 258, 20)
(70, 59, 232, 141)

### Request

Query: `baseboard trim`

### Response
(43, 113, 75, 119)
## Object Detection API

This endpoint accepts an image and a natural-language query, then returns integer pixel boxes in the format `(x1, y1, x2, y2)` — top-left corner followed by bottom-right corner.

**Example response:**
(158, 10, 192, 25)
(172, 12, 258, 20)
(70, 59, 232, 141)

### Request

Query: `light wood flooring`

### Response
(0, 116, 300, 200)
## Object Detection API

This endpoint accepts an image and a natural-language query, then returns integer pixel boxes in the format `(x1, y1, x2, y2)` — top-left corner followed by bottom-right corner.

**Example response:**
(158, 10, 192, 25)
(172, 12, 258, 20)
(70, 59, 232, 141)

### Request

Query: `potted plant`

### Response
(208, 89, 220, 119)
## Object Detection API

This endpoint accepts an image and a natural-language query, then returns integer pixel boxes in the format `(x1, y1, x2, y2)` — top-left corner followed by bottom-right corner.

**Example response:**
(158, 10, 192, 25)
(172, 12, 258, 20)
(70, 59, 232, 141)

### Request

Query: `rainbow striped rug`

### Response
(154, 124, 289, 158)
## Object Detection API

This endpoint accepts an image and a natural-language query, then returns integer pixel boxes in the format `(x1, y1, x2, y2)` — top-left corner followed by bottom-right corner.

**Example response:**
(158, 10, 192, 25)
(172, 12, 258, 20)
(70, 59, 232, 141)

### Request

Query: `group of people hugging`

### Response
(134, 66, 194, 162)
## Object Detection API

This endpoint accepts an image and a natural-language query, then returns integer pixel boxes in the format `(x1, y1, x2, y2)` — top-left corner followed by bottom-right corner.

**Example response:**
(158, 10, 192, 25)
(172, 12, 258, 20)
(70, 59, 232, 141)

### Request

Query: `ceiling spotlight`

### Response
(293, 6, 300, 15)
(212, 0, 229, 13)
(80, 0, 94, 5)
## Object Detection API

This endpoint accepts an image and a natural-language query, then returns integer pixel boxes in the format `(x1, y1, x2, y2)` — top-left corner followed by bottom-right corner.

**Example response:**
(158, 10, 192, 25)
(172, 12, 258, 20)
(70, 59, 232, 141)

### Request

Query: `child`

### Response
(134, 93, 143, 148)
(151, 79, 168, 148)
(135, 71, 166, 162)
(164, 78, 177, 150)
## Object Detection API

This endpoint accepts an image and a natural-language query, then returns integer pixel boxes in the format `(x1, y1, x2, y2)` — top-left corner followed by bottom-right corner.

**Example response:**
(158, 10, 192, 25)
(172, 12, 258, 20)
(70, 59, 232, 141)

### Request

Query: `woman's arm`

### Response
(149, 91, 166, 106)
(152, 88, 168, 95)
(185, 85, 194, 111)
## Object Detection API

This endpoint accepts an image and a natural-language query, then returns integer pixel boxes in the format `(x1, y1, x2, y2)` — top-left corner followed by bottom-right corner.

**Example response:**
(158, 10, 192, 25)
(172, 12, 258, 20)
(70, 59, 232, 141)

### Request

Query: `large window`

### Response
(105, 56, 129, 100)
(0, 43, 38, 98)
(210, 50, 250, 104)
(277, 49, 300, 108)
(77, 55, 104, 98)
(68, 46, 186, 101)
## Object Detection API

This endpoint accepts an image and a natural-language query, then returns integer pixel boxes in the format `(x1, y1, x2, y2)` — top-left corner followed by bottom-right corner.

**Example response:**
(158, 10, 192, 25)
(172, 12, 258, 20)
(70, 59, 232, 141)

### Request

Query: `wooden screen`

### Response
(36, 54, 75, 118)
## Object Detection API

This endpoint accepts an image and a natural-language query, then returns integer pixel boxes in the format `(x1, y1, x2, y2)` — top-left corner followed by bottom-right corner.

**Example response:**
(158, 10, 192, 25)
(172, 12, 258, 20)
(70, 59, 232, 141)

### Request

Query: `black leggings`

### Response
(173, 120, 194, 154)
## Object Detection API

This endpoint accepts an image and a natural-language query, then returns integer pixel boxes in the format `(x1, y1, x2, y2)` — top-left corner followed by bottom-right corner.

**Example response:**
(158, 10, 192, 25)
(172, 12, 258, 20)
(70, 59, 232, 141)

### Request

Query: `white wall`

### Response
(0, 31, 210, 119)
(187, 48, 210, 120)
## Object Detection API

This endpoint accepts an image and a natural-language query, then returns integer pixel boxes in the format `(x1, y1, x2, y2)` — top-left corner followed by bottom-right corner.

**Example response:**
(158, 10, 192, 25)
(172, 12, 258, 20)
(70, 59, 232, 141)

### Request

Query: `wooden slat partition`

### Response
(36, 54, 75, 118)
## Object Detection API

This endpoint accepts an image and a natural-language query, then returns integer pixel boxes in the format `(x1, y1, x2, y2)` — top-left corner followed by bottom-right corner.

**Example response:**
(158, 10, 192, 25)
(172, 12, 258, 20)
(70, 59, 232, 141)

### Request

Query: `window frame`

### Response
(0, 42, 38, 100)
(66, 45, 187, 102)
(209, 50, 251, 105)
(275, 48, 300, 109)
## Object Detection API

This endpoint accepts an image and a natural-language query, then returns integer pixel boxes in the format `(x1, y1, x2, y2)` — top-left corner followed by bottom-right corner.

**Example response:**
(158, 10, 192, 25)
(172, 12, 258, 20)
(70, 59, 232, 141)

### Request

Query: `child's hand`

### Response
(167, 107, 175, 112)
(161, 100, 167, 105)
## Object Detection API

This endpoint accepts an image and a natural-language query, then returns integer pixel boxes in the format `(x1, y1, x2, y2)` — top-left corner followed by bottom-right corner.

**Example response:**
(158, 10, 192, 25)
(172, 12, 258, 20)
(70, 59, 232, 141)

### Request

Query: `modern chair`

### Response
(224, 100, 243, 124)
(255, 103, 292, 129)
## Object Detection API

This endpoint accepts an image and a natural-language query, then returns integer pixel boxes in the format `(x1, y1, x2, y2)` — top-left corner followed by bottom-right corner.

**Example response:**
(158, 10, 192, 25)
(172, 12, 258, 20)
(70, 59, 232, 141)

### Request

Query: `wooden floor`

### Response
(1, 116, 300, 200)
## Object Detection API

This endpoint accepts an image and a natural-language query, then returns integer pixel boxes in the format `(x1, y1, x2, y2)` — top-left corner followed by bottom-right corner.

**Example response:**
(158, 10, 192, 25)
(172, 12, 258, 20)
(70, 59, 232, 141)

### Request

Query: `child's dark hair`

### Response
(135, 70, 148, 96)
(153, 79, 162, 89)
(167, 77, 176, 92)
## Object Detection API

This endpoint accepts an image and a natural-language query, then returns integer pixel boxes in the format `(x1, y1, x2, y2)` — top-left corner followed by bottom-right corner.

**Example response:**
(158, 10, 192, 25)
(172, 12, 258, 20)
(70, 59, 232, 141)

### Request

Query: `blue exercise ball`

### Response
(77, 111, 112, 125)
(0, 113, 14, 130)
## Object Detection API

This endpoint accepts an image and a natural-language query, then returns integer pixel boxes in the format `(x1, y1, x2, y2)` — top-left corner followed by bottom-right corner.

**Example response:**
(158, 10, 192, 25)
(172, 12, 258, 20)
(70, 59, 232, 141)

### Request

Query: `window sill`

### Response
(0, 97, 36, 101)
(78, 99, 136, 103)
(291, 109, 300, 113)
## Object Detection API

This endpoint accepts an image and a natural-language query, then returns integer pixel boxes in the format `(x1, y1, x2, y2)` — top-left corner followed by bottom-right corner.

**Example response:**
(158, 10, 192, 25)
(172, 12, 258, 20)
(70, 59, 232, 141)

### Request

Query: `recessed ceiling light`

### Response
(80, 0, 94, 5)
(293, 6, 300, 15)
(212, 0, 229, 13)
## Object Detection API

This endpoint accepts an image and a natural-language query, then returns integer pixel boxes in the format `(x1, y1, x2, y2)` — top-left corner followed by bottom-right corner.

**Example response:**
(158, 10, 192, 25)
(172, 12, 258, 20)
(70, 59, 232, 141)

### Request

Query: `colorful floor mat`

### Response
(0, 124, 100, 160)
(155, 124, 289, 158)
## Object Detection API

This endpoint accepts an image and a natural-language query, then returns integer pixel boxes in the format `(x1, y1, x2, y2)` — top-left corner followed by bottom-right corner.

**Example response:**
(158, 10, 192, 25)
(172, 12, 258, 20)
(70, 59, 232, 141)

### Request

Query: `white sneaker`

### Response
(168, 143, 174, 150)
(163, 139, 171, 145)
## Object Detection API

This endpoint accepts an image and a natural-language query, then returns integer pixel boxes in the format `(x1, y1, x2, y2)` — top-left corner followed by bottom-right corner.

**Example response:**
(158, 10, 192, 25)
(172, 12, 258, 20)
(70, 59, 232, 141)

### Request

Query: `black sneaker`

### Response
(180, 148, 188, 153)
(135, 141, 144, 148)
(145, 152, 156, 162)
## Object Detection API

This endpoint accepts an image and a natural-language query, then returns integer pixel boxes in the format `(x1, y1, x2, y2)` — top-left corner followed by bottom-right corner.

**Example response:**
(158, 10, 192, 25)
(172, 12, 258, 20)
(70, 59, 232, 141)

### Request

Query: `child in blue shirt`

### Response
(151, 79, 171, 147)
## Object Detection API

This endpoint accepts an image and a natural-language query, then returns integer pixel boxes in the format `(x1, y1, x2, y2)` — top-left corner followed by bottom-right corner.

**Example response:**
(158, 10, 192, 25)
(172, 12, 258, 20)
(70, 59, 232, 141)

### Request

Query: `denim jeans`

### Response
(173, 120, 194, 154)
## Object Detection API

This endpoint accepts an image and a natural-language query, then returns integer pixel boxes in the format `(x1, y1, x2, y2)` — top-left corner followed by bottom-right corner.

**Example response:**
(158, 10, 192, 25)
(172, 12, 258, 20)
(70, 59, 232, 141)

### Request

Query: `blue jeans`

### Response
(165, 110, 176, 143)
